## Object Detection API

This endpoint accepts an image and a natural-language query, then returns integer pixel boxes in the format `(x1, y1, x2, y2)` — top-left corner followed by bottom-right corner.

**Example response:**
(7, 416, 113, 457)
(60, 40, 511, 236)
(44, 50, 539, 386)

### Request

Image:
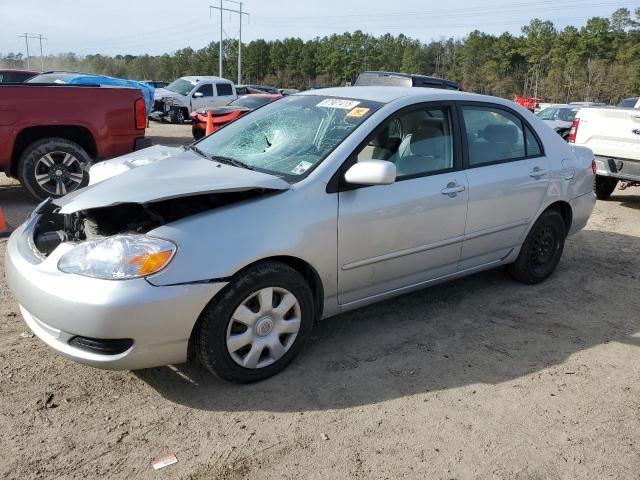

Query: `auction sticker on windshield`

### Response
(317, 99, 360, 109)
(347, 107, 370, 118)
(292, 161, 313, 175)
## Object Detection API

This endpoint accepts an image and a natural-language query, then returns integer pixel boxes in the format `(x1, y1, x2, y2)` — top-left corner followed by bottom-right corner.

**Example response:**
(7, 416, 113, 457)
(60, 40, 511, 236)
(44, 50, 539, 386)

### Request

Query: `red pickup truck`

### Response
(0, 84, 149, 200)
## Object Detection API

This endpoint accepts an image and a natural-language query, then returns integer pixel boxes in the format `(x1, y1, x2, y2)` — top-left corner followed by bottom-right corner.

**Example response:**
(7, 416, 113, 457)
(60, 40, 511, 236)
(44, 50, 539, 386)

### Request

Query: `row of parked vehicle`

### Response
(1, 67, 638, 204)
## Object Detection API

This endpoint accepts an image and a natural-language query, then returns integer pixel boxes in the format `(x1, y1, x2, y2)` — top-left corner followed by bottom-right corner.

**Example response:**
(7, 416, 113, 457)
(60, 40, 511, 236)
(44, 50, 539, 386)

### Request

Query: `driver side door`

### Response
(337, 103, 469, 305)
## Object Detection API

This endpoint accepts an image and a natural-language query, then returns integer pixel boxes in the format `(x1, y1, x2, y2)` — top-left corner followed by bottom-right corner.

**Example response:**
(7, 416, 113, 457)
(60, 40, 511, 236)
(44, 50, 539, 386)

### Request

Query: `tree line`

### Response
(2, 7, 639, 104)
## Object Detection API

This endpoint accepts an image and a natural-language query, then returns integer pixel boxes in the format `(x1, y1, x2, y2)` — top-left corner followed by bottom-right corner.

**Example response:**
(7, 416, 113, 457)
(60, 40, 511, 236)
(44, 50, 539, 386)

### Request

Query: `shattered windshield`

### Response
(195, 95, 382, 180)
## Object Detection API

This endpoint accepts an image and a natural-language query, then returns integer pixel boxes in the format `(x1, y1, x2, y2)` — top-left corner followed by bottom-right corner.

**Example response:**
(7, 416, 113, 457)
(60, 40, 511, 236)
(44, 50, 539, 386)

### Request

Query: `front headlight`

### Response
(58, 235, 177, 280)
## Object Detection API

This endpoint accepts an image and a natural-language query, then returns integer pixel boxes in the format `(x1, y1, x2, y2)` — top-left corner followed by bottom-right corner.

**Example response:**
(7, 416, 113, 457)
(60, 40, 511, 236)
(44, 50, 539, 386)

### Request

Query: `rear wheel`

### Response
(194, 261, 314, 383)
(18, 138, 91, 200)
(594, 175, 618, 200)
(508, 209, 566, 285)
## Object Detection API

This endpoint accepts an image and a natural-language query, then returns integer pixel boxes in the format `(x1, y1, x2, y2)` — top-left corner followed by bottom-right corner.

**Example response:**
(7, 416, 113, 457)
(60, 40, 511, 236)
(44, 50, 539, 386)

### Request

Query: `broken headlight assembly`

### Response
(58, 234, 176, 280)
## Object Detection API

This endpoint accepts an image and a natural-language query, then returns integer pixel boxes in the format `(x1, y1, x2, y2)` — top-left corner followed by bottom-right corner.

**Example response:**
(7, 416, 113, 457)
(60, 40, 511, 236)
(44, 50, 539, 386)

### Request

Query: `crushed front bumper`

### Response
(4, 214, 227, 370)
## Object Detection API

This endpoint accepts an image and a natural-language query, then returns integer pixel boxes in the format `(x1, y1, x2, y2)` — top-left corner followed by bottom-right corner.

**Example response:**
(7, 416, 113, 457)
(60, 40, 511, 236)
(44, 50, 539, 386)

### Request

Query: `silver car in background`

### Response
(5, 87, 596, 383)
(536, 104, 581, 140)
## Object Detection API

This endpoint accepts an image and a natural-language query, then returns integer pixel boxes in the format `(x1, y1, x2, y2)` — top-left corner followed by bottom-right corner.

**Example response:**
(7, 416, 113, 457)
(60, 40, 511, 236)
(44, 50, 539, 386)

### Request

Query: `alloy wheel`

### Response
(34, 151, 85, 196)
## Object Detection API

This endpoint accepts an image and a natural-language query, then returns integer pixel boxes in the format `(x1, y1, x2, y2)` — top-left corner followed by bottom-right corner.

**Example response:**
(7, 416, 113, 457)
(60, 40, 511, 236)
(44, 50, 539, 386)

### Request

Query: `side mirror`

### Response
(193, 91, 204, 98)
(344, 160, 396, 186)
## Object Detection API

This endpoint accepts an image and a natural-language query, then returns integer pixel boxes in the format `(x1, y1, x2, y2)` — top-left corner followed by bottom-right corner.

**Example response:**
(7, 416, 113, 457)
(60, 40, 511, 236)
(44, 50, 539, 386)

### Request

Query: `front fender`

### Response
(146, 185, 339, 300)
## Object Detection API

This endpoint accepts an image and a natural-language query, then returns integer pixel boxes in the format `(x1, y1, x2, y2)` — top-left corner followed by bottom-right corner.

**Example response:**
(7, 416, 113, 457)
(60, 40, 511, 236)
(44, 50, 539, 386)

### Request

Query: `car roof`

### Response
(297, 86, 480, 104)
(0, 68, 39, 74)
(181, 76, 231, 83)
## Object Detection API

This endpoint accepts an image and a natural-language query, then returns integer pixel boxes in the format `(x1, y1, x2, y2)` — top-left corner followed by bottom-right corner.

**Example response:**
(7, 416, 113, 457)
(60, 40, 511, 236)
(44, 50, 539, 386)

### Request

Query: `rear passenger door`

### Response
(458, 103, 549, 270)
(214, 82, 236, 106)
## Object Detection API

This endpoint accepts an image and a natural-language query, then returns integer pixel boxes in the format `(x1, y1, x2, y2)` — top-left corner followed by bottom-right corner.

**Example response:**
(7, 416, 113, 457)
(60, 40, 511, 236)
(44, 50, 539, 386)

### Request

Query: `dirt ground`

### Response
(2, 123, 640, 479)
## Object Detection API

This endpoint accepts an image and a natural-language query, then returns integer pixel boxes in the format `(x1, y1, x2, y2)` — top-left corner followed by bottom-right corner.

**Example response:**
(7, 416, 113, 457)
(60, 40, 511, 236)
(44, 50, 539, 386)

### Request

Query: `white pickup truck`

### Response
(151, 76, 237, 124)
(569, 99, 640, 199)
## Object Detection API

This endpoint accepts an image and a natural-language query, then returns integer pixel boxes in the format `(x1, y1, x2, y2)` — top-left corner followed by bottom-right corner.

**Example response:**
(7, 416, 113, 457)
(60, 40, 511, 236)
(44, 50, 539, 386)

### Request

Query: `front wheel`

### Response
(170, 108, 187, 124)
(193, 261, 314, 383)
(594, 175, 618, 200)
(508, 209, 566, 285)
(18, 138, 91, 200)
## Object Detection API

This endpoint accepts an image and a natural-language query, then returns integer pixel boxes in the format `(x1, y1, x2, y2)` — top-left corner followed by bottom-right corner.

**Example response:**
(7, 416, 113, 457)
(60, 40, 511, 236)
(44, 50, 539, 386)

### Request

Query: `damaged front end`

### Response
(32, 189, 275, 258)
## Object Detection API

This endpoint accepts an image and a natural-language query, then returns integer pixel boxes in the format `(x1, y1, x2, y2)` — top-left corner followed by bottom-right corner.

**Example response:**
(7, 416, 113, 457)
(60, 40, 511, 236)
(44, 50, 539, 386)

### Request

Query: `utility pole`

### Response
(19, 33, 31, 69)
(18, 33, 47, 71)
(209, 1, 249, 82)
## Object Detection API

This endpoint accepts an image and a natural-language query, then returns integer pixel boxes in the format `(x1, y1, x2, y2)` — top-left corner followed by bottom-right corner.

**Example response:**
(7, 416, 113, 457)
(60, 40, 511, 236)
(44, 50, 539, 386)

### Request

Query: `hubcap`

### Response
(226, 287, 302, 369)
(35, 151, 85, 196)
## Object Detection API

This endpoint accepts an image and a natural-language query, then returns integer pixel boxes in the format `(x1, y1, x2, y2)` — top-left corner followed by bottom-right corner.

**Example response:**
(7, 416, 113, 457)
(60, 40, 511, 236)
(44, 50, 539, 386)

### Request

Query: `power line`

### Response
(18, 33, 47, 71)
(256, 0, 637, 21)
(210, 1, 249, 82)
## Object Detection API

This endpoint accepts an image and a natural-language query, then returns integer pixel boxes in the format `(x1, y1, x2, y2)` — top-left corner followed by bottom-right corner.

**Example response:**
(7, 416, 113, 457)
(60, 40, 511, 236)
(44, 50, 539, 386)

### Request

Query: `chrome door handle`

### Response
(530, 168, 548, 178)
(441, 183, 466, 197)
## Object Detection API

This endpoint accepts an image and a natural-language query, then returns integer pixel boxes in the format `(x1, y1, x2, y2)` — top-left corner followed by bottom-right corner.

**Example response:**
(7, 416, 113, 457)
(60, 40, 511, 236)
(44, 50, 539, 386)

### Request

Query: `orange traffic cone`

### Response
(0, 207, 10, 238)
(205, 111, 214, 136)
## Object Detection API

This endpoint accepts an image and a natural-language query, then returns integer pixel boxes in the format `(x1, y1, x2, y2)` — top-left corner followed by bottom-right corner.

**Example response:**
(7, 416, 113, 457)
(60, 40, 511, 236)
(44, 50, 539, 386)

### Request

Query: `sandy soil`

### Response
(1, 123, 640, 479)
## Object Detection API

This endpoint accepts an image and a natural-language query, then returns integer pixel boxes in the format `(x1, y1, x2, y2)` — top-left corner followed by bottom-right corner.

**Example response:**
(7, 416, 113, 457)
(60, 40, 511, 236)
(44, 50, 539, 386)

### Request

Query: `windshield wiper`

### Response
(188, 145, 209, 159)
(210, 155, 256, 171)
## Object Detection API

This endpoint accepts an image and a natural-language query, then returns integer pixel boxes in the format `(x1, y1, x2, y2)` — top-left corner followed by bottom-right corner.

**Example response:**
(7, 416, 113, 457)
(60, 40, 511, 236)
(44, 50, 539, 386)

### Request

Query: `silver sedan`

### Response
(5, 87, 596, 382)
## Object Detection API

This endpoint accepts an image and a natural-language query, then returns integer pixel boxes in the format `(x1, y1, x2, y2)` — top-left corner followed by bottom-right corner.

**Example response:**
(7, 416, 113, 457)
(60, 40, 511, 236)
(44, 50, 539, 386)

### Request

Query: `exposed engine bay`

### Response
(33, 189, 272, 257)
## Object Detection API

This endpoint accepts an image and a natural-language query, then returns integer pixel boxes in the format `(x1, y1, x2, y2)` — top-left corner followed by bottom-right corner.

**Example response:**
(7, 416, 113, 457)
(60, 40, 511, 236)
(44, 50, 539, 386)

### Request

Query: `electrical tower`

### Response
(18, 33, 47, 71)
(209, 1, 249, 84)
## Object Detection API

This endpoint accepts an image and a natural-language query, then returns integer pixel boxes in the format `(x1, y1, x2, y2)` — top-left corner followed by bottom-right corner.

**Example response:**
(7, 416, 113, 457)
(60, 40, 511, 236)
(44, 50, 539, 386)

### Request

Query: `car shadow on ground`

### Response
(136, 229, 640, 412)
(612, 193, 640, 210)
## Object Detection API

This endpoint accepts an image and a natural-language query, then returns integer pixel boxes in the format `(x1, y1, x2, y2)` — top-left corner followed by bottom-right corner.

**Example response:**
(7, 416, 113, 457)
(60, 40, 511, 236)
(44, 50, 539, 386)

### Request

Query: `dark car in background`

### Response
(143, 80, 170, 89)
(355, 71, 462, 91)
(0, 69, 39, 83)
(236, 84, 280, 95)
(617, 97, 639, 108)
(191, 93, 282, 140)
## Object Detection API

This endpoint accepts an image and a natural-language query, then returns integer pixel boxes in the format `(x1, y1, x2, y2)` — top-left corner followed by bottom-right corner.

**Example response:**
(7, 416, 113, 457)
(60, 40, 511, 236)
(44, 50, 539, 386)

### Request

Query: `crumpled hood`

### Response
(154, 88, 177, 99)
(88, 145, 183, 185)
(154, 89, 187, 105)
(196, 106, 252, 116)
(55, 148, 290, 214)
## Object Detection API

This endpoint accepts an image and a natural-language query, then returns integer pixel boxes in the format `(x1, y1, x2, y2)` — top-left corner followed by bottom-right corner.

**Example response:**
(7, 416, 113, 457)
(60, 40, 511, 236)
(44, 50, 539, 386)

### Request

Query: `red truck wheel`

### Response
(18, 138, 91, 200)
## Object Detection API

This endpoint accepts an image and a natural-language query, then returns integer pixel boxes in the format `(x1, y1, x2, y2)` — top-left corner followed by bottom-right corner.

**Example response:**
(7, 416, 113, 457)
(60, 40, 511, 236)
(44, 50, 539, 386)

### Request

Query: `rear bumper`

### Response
(595, 156, 640, 182)
(134, 136, 152, 151)
(4, 216, 227, 370)
(568, 191, 596, 235)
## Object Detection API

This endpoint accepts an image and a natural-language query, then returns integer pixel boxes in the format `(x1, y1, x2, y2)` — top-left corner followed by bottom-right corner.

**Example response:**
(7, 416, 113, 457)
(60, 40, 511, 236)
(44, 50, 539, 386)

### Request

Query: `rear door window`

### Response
(462, 106, 526, 166)
(216, 83, 233, 96)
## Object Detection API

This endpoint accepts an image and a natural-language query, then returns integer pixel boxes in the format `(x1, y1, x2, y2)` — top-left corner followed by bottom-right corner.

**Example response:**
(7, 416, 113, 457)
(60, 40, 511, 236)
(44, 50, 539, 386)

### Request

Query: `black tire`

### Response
(170, 108, 187, 124)
(18, 138, 91, 201)
(594, 175, 618, 200)
(193, 261, 315, 383)
(192, 125, 205, 141)
(508, 209, 566, 285)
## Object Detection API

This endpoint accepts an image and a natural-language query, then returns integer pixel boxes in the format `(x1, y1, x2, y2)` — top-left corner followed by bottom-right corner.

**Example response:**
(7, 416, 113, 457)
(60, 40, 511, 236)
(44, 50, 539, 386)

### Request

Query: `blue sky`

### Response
(1, 0, 636, 56)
